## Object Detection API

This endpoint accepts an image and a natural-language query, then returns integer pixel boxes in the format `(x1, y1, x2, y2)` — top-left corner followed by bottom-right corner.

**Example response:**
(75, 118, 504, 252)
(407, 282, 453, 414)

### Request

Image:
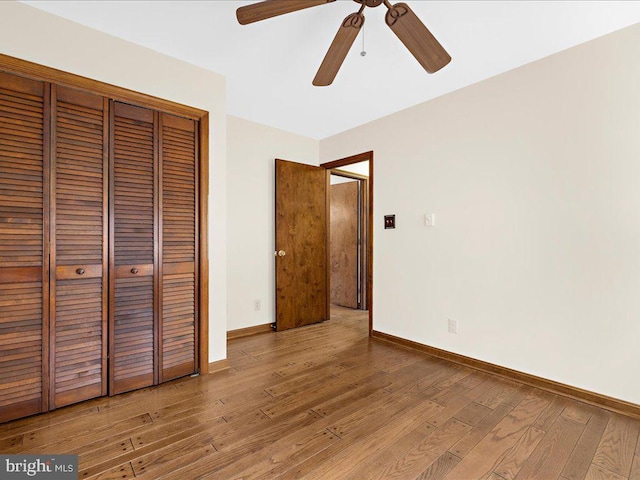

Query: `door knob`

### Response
(276, 250, 286, 257)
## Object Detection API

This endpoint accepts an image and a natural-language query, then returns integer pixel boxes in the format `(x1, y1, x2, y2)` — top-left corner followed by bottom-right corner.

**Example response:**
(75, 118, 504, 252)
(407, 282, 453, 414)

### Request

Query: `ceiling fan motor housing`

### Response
(355, 0, 384, 7)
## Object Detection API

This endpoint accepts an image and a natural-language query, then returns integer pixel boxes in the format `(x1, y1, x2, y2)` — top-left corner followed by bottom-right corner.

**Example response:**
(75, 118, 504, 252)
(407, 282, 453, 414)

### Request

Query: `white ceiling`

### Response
(23, 1, 640, 139)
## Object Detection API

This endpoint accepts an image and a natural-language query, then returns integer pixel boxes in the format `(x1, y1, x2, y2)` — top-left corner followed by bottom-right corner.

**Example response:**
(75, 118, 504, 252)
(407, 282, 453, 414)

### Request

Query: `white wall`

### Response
(0, 1, 228, 363)
(321, 24, 640, 404)
(227, 116, 319, 331)
(336, 160, 369, 177)
(330, 176, 358, 185)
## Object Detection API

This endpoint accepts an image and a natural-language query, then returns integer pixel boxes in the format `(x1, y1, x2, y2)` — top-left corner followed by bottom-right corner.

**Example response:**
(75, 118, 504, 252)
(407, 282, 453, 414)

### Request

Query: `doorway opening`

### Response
(321, 152, 373, 333)
(329, 169, 368, 310)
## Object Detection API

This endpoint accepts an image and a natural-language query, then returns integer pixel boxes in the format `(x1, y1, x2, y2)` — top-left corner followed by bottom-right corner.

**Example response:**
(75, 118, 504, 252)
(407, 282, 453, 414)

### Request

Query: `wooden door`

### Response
(50, 86, 108, 408)
(0, 63, 203, 420)
(275, 159, 327, 331)
(0, 72, 49, 422)
(159, 113, 198, 381)
(110, 102, 157, 395)
(330, 181, 359, 308)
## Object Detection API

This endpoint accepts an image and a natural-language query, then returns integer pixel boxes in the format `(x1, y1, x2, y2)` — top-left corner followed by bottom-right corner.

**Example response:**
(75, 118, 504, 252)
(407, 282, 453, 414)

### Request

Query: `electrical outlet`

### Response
(448, 319, 457, 334)
(254, 299, 261, 311)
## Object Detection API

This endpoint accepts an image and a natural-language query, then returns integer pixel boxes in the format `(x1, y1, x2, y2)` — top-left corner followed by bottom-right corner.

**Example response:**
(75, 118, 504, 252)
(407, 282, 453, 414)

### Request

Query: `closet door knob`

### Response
(76, 268, 85, 275)
(131, 268, 139, 274)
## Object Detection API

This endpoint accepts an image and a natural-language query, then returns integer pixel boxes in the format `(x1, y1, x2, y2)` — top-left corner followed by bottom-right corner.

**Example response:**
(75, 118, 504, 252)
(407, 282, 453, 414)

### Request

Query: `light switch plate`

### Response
(425, 214, 436, 227)
(448, 319, 457, 334)
(384, 215, 396, 229)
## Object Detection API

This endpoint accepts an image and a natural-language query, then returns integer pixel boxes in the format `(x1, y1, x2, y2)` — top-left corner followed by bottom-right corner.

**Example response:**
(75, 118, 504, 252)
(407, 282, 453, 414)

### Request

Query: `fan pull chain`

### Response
(360, 24, 367, 57)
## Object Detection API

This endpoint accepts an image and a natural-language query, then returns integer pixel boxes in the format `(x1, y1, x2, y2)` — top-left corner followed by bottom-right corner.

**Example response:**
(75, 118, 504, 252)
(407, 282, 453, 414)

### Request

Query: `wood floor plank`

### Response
(302, 399, 444, 480)
(262, 368, 388, 419)
(487, 474, 506, 480)
(415, 451, 461, 480)
(160, 411, 324, 479)
(91, 386, 206, 423)
(326, 391, 442, 439)
(512, 415, 585, 480)
(533, 391, 570, 432)
(561, 408, 611, 480)
(442, 394, 549, 479)
(492, 426, 545, 480)
(0, 404, 101, 440)
(73, 396, 225, 468)
(274, 400, 443, 479)
(311, 373, 391, 418)
(383, 358, 457, 395)
(0, 434, 23, 449)
(79, 439, 135, 471)
(18, 413, 153, 453)
(429, 382, 472, 407)
(630, 455, 640, 480)
(345, 422, 437, 479)
(449, 402, 514, 458)
(453, 401, 493, 427)
(264, 352, 372, 397)
(421, 365, 474, 392)
(475, 381, 520, 409)
(502, 384, 534, 407)
(592, 412, 640, 477)
(133, 445, 217, 479)
(561, 400, 598, 425)
(3, 307, 639, 480)
(425, 376, 497, 428)
(276, 401, 435, 478)
(136, 408, 227, 450)
(130, 430, 217, 475)
(75, 404, 225, 469)
(457, 371, 493, 389)
(78, 417, 227, 478)
(230, 429, 341, 480)
(85, 462, 135, 480)
(369, 418, 471, 480)
(584, 463, 627, 480)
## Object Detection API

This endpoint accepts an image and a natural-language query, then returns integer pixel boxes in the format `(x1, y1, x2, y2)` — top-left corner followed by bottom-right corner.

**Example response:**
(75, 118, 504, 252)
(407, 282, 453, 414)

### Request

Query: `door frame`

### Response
(321, 151, 374, 334)
(329, 169, 368, 310)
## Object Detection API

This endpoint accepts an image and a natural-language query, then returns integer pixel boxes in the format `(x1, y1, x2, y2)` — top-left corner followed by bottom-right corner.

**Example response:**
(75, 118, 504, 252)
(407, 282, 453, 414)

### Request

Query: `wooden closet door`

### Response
(110, 102, 157, 395)
(50, 86, 108, 408)
(159, 114, 198, 382)
(0, 71, 49, 422)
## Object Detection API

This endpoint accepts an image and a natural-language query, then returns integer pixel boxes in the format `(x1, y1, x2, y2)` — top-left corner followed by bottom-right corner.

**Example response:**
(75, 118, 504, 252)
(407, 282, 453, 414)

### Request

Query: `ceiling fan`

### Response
(236, 0, 451, 86)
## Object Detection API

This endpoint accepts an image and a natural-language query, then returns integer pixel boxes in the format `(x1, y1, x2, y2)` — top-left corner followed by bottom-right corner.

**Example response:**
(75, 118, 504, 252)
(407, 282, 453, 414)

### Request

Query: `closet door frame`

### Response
(0, 54, 210, 379)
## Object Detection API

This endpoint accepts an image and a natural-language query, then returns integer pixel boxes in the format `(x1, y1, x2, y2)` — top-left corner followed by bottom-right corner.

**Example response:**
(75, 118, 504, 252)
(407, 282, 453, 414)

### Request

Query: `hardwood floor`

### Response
(2, 305, 640, 479)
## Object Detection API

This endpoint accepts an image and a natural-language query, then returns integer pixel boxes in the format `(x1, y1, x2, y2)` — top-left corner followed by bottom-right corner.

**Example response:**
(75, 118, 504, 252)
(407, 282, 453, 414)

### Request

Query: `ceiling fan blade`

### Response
(385, 2, 451, 74)
(237, 0, 335, 25)
(313, 12, 365, 86)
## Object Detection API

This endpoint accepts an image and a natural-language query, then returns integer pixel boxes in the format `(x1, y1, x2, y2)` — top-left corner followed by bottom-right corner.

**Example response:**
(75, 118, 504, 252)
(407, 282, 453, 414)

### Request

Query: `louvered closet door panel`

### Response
(51, 86, 108, 408)
(0, 71, 47, 422)
(110, 102, 156, 395)
(160, 114, 197, 382)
